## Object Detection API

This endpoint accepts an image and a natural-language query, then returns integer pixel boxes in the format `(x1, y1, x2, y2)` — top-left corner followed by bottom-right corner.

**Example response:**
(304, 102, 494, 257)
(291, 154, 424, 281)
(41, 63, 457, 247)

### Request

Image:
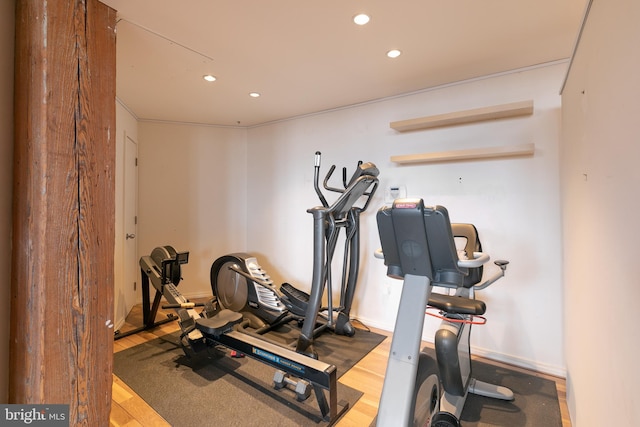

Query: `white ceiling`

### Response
(102, 0, 588, 127)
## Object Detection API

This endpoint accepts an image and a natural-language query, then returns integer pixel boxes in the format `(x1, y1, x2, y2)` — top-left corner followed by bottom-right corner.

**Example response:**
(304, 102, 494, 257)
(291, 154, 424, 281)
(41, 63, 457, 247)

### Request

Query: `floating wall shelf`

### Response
(391, 143, 535, 164)
(390, 100, 534, 132)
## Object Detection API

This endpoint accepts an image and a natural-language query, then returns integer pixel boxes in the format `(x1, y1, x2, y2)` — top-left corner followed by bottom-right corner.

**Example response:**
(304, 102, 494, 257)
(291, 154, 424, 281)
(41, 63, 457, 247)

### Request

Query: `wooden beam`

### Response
(391, 143, 535, 164)
(10, 0, 116, 424)
(390, 100, 534, 132)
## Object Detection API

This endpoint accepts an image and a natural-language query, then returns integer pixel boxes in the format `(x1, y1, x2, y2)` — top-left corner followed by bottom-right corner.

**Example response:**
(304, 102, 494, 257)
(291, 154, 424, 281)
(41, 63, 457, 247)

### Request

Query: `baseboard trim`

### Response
(354, 315, 566, 378)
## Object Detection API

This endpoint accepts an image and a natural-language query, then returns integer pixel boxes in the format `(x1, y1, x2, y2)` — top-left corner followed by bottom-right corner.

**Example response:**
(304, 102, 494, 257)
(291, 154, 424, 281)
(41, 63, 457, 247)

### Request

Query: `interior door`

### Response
(122, 134, 139, 317)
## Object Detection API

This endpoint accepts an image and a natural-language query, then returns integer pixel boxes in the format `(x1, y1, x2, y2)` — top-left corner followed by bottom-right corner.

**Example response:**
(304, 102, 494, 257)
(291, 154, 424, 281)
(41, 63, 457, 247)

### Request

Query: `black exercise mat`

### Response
(459, 359, 562, 427)
(114, 327, 386, 426)
(374, 347, 562, 427)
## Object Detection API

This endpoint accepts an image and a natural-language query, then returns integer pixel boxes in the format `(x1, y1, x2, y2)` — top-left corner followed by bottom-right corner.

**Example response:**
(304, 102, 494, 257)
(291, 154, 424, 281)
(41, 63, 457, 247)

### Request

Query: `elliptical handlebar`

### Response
(312, 151, 379, 214)
(314, 151, 330, 208)
(322, 164, 342, 194)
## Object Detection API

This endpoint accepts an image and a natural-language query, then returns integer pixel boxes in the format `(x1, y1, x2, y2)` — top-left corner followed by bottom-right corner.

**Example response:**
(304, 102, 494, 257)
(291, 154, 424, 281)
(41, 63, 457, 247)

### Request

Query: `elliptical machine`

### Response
(210, 152, 379, 357)
(375, 198, 511, 427)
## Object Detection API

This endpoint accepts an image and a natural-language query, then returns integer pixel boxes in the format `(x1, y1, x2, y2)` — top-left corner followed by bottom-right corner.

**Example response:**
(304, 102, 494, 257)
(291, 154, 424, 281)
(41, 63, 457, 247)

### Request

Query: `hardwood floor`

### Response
(110, 303, 571, 426)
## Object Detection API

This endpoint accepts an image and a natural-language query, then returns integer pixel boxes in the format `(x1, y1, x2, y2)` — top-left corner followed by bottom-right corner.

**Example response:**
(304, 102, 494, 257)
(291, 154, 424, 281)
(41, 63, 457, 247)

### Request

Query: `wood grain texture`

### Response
(10, 0, 116, 424)
(390, 100, 534, 132)
(391, 143, 535, 164)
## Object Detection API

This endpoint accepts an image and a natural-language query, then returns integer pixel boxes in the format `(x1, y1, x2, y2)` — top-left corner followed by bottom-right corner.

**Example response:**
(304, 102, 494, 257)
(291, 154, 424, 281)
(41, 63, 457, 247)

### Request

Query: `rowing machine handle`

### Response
(162, 302, 204, 309)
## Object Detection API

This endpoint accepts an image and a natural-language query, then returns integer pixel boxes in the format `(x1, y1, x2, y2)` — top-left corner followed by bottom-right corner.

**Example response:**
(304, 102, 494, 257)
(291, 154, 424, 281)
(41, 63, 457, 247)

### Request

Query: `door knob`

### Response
(126, 233, 136, 240)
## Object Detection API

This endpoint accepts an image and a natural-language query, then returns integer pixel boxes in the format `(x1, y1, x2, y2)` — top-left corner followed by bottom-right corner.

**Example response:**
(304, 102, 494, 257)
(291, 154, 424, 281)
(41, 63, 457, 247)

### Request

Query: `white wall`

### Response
(561, 1, 640, 425)
(113, 101, 139, 328)
(137, 122, 248, 297)
(246, 63, 566, 375)
(0, 0, 14, 404)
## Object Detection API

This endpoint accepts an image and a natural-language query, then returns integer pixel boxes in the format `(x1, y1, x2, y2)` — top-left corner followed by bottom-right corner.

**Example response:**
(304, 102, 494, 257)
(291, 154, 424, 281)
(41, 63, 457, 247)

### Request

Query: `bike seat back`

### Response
(377, 198, 470, 287)
(451, 223, 484, 288)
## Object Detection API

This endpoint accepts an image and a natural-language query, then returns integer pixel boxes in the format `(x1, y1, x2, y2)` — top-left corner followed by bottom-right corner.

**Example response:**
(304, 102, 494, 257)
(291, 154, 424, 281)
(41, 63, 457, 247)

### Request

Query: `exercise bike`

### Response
(210, 151, 379, 358)
(135, 245, 351, 424)
(375, 198, 511, 427)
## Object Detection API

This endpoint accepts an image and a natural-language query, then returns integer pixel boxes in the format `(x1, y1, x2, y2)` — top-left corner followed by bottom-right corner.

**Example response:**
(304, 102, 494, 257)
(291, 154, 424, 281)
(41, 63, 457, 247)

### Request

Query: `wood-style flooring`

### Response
(110, 302, 571, 426)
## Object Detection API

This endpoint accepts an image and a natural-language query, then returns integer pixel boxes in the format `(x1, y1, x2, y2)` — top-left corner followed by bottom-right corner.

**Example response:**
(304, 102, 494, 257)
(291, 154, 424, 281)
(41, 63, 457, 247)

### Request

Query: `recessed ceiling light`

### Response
(203, 74, 216, 82)
(386, 49, 402, 59)
(353, 14, 370, 25)
(249, 92, 260, 98)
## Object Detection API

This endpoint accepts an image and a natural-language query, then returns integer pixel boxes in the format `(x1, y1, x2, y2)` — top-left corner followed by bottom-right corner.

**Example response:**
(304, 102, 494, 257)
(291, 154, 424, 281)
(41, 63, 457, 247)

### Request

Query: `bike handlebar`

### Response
(375, 248, 509, 291)
(457, 252, 490, 268)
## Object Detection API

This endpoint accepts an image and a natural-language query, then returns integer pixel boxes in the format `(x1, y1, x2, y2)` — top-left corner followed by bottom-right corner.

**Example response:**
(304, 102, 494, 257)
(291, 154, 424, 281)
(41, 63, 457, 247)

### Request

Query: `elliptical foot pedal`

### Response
(280, 282, 310, 316)
(196, 309, 243, 337)
(335, 311, 356, 337)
